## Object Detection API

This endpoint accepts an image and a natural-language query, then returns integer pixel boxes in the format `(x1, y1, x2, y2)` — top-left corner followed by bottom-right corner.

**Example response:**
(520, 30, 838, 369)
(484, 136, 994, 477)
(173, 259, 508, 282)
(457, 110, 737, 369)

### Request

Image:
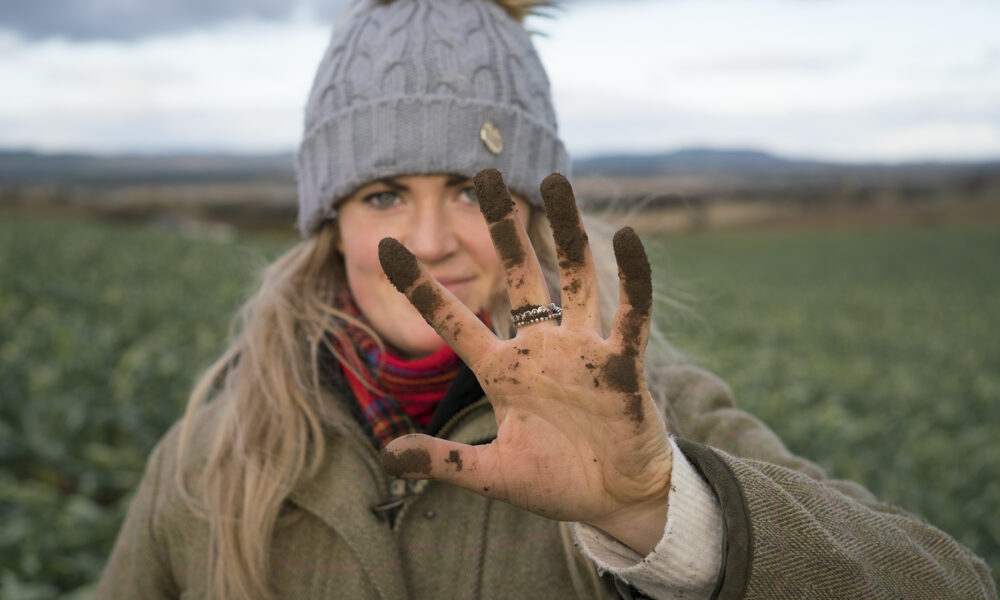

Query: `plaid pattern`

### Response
(329, 292, 464, 448)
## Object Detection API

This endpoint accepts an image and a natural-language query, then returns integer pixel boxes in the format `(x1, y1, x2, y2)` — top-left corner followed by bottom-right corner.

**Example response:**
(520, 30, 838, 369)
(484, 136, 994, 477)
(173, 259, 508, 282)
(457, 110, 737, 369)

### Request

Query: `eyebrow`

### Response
(445, 174, 470, 186)
(376, 177, 407, 191)
(375, 174, 471, 191)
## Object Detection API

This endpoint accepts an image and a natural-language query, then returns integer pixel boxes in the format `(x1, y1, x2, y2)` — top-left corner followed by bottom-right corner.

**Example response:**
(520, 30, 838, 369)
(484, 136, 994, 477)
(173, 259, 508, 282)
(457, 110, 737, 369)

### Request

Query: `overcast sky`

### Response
(1, 0, 998, 162)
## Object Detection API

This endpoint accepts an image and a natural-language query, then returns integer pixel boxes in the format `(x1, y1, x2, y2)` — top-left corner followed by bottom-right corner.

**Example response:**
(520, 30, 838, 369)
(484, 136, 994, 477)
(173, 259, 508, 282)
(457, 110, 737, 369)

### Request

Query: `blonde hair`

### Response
(374, 0, 555, 24)
(176, 207, 679, 599)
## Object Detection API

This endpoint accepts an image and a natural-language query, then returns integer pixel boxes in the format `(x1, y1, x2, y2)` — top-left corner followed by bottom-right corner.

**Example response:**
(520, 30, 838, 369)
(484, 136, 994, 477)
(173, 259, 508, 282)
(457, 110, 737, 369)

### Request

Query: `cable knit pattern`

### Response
(296, 0, 570, 235)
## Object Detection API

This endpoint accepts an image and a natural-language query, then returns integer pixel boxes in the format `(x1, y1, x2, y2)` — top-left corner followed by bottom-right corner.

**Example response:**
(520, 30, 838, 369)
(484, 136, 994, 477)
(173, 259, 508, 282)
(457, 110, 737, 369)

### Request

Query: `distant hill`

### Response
(573, 148, 824, 175)
(0, 150, 295, 185)
(4, 148, 998, 233)
(1, 148, 998, 185)
(572, 148, 1000, 178)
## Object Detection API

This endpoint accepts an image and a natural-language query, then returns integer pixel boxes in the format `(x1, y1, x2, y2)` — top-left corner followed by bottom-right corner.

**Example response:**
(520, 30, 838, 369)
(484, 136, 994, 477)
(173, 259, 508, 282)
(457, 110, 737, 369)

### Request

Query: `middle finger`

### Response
(540, 173, 600, 333)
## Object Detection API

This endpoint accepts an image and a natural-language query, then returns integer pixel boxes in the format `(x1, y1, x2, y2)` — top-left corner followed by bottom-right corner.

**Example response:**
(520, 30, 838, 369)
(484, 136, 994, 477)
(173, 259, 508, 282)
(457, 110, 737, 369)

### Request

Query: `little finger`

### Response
(608, 227, 652, 360)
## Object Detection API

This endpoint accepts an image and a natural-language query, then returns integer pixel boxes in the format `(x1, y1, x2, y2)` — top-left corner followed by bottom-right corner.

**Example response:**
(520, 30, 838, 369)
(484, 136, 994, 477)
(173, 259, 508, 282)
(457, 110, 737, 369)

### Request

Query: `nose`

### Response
(404, 202, 459, 264)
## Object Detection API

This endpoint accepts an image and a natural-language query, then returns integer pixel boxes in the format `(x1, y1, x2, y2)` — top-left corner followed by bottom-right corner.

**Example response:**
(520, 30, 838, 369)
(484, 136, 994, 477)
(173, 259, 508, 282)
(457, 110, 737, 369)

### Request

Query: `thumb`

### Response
(381, 434, 498, 495)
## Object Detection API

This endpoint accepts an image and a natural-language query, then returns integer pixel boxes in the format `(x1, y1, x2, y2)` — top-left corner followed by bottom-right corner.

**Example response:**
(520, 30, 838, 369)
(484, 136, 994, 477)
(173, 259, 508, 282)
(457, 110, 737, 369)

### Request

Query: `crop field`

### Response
(651, 225, 1000, 577)
(1, 213, 998, 597)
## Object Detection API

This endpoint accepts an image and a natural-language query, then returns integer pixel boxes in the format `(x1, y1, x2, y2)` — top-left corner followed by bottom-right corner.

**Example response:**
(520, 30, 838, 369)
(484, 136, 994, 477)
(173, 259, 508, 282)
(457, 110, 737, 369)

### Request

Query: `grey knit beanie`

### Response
(295, 0, 571, 235)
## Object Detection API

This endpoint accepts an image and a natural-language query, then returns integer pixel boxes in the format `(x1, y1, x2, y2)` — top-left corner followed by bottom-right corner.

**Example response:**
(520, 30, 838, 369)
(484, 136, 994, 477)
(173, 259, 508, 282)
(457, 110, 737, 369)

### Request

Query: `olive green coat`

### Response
(96, 366, 995, 599)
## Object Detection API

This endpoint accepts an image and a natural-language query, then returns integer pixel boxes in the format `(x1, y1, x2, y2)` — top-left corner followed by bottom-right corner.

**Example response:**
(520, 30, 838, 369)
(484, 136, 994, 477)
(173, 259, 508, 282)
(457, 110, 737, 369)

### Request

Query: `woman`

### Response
(96, 0, 995, 598)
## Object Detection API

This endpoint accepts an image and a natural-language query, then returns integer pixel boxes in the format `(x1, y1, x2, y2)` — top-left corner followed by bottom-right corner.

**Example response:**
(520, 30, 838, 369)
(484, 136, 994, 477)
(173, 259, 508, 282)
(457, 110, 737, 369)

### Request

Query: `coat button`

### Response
(423, 509, 437, 520)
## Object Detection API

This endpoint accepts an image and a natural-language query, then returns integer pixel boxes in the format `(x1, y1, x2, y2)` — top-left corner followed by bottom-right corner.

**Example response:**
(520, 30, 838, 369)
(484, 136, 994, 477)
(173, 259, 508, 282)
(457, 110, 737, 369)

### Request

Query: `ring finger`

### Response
(473, 168, 555, 332)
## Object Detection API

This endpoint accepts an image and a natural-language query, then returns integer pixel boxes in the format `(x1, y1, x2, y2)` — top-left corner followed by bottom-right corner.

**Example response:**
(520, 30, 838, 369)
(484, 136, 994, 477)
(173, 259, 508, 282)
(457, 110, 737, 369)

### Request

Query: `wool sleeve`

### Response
(657, 365, 996, 599)
(94, 436, 179, 600)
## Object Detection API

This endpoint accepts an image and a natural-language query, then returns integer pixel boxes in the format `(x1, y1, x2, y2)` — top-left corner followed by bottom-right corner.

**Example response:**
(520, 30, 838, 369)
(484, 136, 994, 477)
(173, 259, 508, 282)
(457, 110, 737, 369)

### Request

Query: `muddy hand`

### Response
(378, 169, 673, 554)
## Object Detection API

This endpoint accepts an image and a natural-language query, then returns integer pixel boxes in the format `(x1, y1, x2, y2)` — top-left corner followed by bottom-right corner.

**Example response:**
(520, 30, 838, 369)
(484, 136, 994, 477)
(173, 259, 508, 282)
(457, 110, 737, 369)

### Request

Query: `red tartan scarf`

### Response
(329, 292, 473, 448)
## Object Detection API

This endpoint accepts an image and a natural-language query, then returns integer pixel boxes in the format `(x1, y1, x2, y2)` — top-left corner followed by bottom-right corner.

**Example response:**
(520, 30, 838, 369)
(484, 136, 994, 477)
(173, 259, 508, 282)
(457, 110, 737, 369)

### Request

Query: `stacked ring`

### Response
(511, 303, 563, 329)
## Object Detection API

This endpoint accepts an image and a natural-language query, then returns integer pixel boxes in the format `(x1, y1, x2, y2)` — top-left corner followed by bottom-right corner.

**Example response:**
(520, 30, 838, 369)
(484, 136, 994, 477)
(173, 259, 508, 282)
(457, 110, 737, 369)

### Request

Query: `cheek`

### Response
(472, 232, 501, 270)
(462, 218, 506, 287)
(339, 232, 389, 304)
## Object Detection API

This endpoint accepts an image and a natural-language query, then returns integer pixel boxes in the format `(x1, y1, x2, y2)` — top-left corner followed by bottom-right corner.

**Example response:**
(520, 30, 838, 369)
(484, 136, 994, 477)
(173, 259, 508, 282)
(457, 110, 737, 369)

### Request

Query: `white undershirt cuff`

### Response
(573, 437, 724, 599)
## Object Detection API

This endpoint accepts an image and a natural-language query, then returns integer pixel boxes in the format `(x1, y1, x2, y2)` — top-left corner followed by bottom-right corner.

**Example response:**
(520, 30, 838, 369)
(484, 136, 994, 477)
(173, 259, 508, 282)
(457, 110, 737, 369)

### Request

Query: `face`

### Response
(337, 174, 532, 358)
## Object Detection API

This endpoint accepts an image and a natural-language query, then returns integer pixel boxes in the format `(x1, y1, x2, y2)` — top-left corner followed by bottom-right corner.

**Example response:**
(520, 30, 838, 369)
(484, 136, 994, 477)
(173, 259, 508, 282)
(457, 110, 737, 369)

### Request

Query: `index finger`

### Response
(378, 238, 499, 366)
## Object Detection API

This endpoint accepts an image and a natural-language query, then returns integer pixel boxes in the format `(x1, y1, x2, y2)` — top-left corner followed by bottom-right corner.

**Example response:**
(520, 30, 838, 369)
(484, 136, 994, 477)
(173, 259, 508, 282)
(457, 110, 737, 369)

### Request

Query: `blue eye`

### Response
(365, 191, 400, 209)
(460, 186, 479, 204)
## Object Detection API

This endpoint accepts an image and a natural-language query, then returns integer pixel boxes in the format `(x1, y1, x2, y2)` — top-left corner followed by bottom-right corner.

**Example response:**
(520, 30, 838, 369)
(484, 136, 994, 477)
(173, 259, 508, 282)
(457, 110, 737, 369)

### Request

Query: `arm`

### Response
(574, 367, 995, 599)
(94, 436, 178, 600)
(665, 365, 995, 599)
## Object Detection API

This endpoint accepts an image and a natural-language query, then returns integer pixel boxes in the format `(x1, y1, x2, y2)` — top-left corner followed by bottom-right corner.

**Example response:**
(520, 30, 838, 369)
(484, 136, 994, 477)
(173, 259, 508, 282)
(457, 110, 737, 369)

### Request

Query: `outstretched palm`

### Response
(378, 169, 673, 553)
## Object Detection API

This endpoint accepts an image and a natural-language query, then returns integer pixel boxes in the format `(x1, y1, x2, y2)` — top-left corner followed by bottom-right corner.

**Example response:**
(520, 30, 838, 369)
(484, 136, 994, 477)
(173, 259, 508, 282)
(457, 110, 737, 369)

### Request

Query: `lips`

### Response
(435, 276, 475, 297)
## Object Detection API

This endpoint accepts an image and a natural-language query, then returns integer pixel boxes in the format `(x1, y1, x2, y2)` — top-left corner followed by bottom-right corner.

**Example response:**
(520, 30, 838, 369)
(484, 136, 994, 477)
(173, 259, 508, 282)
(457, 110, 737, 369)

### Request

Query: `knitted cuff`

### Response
(573, 436, 724, 598)
(296, 95, 569, 234)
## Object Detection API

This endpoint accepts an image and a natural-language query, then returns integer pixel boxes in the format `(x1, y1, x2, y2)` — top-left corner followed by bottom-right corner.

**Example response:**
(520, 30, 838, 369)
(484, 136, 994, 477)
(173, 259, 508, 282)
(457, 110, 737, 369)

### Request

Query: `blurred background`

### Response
(1, 0, 999, 597)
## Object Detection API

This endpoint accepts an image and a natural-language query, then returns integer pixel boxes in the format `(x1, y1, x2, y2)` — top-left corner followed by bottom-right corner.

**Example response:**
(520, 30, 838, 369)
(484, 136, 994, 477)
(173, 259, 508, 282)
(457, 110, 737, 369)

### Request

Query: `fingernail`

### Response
(474, 168, 514, 224)
(612, 228, 651, 315)
(380, 447, 432, 477)
(541, 173, 587, 268)
(378, 238, 419, 292)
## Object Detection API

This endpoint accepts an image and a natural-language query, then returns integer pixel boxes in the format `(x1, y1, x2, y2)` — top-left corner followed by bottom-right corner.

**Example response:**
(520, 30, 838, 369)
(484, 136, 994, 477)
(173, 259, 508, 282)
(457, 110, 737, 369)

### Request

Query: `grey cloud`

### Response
(0, 0, 351, 41)
(0, 0, 716, 42)
(556, 88, 1000, 161)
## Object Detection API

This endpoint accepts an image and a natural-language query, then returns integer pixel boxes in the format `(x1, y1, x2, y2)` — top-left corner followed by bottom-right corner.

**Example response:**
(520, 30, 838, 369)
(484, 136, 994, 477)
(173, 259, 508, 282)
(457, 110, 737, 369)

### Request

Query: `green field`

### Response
(1, 214, 998, 597)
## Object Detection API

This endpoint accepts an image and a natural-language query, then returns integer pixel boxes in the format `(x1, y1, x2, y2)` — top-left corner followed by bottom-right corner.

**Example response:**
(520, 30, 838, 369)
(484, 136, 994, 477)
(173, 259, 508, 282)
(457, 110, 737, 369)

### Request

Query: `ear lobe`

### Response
(330, 220, 344, 254)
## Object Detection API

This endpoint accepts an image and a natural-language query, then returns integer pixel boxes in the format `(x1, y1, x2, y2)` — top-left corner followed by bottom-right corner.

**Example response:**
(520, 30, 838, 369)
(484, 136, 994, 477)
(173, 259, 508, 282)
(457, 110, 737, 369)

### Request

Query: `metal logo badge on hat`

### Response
(480, 122, 504, 155)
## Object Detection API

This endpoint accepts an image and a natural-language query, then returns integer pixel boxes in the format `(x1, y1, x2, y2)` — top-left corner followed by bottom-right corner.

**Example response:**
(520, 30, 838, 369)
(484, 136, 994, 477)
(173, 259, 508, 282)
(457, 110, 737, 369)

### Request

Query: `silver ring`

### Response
(511, 302, 562, 329)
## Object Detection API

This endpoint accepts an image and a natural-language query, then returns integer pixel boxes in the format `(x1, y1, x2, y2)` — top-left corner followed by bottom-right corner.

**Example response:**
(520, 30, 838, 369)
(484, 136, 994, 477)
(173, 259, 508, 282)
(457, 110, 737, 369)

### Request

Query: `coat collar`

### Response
(287, 365, 498, 599)
(287, 388, 404, 598)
